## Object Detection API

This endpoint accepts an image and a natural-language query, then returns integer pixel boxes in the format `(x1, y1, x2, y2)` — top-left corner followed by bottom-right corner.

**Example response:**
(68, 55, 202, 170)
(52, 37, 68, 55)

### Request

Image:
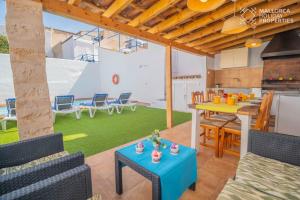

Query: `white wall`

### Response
(249, 42, 268, 67)
(61, 38, 75, 59)
(98, 43, 165, 103)
(98, 44, 208, 103)
(1, 43, 208, 104)
(45, 29, 53, 58)
(0, 54, 101, 102)
(46, 58, 101, 100)
(0, 54, 14, 103)
(172, 49, 206, 76)
(74, 39, 98, 60)
(62, 37, 100, 61)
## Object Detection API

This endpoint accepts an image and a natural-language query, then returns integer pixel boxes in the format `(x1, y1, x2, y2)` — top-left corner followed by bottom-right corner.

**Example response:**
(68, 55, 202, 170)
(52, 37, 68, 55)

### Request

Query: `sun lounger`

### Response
(52, 95, 80, 123)
(80, 93, 114, 118)
(109, 92, 137, 114)
(1, 98, 17, 131)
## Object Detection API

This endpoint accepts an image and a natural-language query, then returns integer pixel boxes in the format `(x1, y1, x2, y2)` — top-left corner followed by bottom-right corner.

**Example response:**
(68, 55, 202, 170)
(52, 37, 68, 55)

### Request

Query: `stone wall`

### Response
(6, 0, 53, 140)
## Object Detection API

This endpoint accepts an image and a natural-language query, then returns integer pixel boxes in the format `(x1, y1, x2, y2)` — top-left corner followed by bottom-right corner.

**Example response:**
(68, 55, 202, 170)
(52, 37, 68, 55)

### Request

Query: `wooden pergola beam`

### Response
(203, 14, 300, 50)
(147, 8, 197, 34)
(164, 0, 264, 39)
(177, 0, 300, 44)
(128, 0, 180, 27)
(102, 0, 133, 18)
(39, 0, 211, 56)
(165, 45, 173, 129)
(209, 22, 300, 51)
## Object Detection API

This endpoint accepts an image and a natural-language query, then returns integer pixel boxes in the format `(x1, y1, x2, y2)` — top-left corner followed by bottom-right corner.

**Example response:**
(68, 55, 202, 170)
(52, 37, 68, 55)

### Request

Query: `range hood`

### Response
(261, 29, 300, 59)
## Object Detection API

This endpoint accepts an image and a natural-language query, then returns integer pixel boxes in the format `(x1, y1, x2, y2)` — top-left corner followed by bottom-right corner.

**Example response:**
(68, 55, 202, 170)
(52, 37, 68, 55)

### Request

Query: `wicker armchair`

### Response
(0, 133, 64, 168)
(0, 134, 85, 195)
(0, 152, 84, 195)
(1, 165, 93, 200)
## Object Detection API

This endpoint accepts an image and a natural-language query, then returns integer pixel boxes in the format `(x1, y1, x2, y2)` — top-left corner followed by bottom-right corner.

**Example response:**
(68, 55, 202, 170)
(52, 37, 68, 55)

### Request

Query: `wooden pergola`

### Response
(5, 0, 300, 139)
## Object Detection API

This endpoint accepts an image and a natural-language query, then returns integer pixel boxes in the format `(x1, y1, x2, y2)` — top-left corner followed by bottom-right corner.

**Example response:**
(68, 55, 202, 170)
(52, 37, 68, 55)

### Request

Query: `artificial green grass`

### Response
(0, 106, 191, 157)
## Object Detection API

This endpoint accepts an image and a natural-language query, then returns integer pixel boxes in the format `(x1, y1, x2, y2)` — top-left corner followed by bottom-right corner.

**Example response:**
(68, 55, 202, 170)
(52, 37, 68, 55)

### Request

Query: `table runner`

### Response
(117, 139, 197, 200)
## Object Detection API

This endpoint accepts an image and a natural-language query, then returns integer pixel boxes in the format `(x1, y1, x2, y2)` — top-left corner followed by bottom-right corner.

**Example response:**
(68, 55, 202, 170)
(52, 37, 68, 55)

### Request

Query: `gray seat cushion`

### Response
(217, 179, 281, 200)
(0, 151, 69, 175)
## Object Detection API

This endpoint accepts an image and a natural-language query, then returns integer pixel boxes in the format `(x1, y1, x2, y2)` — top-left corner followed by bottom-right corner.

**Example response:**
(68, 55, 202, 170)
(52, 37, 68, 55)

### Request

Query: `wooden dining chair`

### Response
(263, 90, 274, 131)
(200, 118, 229, 157)
(219, 92, 271, 157)
(192, 91, 204, 105)
(206, 89, 216, 102)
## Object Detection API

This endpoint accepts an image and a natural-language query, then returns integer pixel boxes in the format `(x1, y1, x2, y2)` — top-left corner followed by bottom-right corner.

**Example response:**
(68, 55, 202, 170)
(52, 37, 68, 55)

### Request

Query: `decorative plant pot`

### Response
(153, 143, 160, 151)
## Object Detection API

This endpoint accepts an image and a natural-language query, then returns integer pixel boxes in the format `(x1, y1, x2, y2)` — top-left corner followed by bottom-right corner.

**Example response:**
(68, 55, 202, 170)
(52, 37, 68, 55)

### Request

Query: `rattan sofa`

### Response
(218, 130, 300, 200)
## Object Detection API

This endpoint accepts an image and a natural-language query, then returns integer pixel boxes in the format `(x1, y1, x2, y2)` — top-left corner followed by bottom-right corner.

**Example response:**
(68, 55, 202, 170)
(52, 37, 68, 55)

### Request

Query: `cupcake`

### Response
(135, 142, 144, 154)
(152, 150, 162, 163)
(170, 143, 179, 155)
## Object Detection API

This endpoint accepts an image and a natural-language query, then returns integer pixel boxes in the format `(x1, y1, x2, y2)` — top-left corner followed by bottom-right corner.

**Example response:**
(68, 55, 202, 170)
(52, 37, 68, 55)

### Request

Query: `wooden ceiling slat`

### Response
(203, 14, 300, 49)
(164, 0, 264, 40)
(102, 0, 134, 18)
(176, 22, 223, 44)
(37, 0, 300, 54)
(147, 8, 197, 34)
(177, 0, 300, 44)
(79, 1, 105, 14)
(130, 3, 145, 12)
(39, 0, 210, 56)
(189, 3, 300, 48)
(68, 0, 81, 6)
(128, 0, 181, 27)
(209, 22, 300, 51)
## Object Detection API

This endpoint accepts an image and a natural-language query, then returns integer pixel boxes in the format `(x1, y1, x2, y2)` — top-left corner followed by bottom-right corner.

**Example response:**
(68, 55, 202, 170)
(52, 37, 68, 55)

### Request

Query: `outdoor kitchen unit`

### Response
(261, 29, 300, 91)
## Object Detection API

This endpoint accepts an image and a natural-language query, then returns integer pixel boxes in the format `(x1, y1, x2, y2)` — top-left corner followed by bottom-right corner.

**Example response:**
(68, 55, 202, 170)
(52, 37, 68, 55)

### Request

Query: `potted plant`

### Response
(148, 129, 166, 150)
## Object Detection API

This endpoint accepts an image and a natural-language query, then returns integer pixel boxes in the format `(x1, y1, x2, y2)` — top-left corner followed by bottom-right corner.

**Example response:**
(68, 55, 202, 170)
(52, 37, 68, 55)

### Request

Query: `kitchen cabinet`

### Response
(220, 48, 249, 69)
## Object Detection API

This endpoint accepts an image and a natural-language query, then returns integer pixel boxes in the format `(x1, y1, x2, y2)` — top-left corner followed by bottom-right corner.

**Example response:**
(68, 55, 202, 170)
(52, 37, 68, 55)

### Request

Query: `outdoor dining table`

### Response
(115, 139, 197, 200)
(189, 102, 259, 158)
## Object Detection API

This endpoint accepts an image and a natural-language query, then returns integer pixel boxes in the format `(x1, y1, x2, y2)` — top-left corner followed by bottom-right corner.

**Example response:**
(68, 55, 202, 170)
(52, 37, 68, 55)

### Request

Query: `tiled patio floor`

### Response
(86, 121, 239, 200)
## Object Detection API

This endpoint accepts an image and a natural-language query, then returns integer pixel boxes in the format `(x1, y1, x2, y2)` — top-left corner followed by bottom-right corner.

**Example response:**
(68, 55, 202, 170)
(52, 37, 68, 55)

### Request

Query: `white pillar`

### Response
(237, 114, 251, 158)
(191, 109, 201, 152)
